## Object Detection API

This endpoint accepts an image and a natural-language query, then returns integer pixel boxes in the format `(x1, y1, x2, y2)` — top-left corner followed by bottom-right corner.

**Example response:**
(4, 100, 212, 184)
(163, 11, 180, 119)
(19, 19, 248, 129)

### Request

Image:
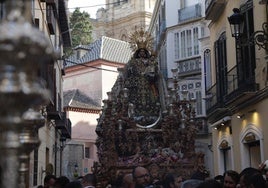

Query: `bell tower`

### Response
(91, 0, 156, 41)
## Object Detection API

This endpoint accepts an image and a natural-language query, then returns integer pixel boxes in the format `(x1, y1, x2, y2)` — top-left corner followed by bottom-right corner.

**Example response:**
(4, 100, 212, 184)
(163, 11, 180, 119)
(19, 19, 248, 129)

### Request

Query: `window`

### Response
(204, 49, 212, 90)
(219, 140, 232, 172)
(188, 83, 194, 89)
(181, 31, 186, 58)
(187, 30, 192, 56)
(214, 32, 227, 99)
(174, 32, 180, 59)
(246, 141, 261, 167)
(238, 1, 255, 85)
(193, 27, 199, 55)
(174, 27, 199, 60)
(243, 132, 261, 167)
(85, 147, 90, 158)
(34, 18, 40, 29)
(195, 90, 202, 115)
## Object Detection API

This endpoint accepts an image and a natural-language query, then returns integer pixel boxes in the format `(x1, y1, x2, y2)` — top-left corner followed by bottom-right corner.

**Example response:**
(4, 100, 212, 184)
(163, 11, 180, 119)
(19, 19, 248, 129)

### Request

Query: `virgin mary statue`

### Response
(119, 28, 167, 128)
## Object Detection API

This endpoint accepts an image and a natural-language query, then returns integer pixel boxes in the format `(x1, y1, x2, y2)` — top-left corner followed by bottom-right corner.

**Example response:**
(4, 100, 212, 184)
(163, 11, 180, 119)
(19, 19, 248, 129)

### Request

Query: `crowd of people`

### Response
(106, 161, 268, 188)
(39, 173, 96, 188)
(37, 161, 268, 188)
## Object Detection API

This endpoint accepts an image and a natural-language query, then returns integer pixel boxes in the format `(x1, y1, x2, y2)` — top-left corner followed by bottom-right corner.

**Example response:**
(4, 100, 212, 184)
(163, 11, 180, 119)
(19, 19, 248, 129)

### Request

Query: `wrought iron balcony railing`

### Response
(56, 112, 72, 139)
(205, 65, 258, 116)
(178, 4, 202, 23)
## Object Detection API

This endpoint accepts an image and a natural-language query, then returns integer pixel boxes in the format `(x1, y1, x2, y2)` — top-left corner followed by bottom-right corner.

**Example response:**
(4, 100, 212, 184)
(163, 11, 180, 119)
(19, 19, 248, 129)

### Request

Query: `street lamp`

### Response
(228, 4, 268, 50)
(228, 8, 244, 39)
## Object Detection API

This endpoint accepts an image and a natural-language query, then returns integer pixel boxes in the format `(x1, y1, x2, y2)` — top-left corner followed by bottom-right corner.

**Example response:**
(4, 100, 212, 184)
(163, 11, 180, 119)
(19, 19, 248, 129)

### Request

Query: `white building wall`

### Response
(63, 67, 103, 103)
(166, 31, 177, 78)
(165, 0, 179, 27)
(69, 111, 99, 131)
(100, 65, 120, 101)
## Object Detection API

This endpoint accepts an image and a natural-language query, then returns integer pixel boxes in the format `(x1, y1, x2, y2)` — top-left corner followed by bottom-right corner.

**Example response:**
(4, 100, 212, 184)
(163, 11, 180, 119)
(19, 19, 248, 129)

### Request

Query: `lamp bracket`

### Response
(250, 22, 268, 50)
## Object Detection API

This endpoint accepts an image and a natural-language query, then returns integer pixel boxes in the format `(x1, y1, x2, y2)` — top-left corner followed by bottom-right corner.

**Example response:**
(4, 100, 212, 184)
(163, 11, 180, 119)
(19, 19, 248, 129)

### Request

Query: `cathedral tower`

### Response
(91, 0, 156, 41)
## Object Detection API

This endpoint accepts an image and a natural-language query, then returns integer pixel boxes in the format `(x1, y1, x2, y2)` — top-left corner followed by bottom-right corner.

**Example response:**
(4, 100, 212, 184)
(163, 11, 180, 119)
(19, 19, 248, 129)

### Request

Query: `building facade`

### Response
(32, 0, 72, 186)
(205, 0, 268, 176)
(63, 36, 132, 179)
(91, 0, 156, 41)
(0, 0, 71, 187)
(148, 0, 214, 176)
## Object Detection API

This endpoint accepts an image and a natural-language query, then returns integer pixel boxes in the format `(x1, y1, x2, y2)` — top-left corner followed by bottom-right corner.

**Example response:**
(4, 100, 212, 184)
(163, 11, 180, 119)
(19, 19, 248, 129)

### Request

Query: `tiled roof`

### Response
(65, 36, 133, 67)
(63, 89, 101, 110)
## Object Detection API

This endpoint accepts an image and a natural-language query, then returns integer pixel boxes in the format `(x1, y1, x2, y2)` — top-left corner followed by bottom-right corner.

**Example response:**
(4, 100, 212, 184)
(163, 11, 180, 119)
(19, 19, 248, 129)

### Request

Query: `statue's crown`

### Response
(129, 28, 153, 53)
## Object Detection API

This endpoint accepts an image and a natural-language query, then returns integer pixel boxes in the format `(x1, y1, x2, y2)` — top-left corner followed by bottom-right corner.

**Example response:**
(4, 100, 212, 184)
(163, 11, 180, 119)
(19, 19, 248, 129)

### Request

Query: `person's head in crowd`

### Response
(191, 166, 209, 181)
(121, 173, 135, 188)
(174, 174, 183, 188)
(223, 170, 239, 188)
(196, 179, 222, 188)
(82, 173, 97, 187)
(132, 166, 152, 188)
(248, 172, 267, 188)
(163, 173, 175, 188)
(54, 176, 70, 188)
(238, 167, 260, 188)
(65, 181, 83, 188)
(149, 164, 160, 184)
(180, 179, 203, 188)
(214, 174, 224, 186)
(44, 174, 56, 188)
(76, 176, 84, 182)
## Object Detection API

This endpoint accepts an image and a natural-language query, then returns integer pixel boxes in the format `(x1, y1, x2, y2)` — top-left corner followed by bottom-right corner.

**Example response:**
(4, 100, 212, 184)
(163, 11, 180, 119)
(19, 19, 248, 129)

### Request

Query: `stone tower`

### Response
(91, 0, 156, 41)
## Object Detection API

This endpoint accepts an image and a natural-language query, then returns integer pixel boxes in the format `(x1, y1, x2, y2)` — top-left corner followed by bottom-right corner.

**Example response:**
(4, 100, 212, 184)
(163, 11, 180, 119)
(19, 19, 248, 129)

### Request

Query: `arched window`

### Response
(240, 125, 263, 169)
(217, 135, 234, 174)
(219, 140, 231, 172)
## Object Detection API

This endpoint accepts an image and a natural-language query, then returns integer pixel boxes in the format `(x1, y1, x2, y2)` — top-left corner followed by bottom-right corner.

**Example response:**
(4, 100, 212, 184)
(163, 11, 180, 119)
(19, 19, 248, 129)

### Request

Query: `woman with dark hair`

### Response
(223, 170, 239, 188)
(238, 167, 260, 188)
(162, 173, 183, 188)
(163, 173, 175, 188)
(249, 173, 267, 188)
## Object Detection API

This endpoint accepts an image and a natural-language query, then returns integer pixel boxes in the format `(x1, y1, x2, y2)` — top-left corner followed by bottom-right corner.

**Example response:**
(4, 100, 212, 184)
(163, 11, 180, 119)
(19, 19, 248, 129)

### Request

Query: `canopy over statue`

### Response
(94, 28, 205, 187)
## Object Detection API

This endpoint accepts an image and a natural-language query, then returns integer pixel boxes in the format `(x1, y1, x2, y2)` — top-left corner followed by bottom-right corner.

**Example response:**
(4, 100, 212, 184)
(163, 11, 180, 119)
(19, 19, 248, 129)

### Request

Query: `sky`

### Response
(68, 0, 106, 19)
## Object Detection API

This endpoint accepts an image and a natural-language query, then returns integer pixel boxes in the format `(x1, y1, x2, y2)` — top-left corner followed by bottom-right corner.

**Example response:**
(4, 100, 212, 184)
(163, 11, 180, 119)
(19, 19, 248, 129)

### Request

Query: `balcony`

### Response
(195, 119, 209, 135)
(178, 4, 202, 24)
(56, 112, 72, 139)
(177, 57, 201, 77)
(46, 4, 56, 34)
(223, 66, 259, 107)
(46, 93, 62, 120)
(205, 65, 259, 121)
(205, 0, 226, 21)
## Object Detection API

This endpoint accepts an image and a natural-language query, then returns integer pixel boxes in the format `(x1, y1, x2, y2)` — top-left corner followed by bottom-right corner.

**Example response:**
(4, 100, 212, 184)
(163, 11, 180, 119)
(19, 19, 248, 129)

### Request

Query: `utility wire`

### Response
(65, 0, 128, 10)
(32, 0, 128, 11)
